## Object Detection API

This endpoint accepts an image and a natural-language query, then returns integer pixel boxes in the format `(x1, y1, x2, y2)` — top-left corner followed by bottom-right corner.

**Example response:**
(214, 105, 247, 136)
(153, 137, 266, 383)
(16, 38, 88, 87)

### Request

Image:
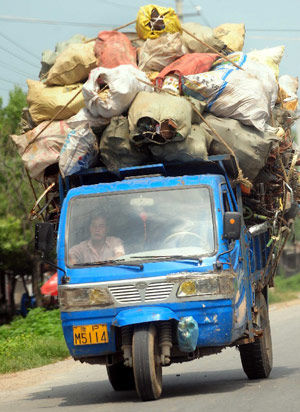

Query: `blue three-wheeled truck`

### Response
(36, 155, 275, 401)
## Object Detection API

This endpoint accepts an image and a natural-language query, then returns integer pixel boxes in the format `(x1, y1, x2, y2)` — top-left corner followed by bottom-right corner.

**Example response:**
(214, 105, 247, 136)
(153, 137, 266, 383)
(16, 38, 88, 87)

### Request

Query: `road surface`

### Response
(1, 300, 300, 411)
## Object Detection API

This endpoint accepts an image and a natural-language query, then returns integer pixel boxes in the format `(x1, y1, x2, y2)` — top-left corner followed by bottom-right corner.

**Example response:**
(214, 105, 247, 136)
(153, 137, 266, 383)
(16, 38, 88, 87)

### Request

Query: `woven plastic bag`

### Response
(136, 4, 181, 40)
(100, 116, 148, 171)
(82, 65, 153, 118)
(59, 123, 98, 178)
(10, 120, 70, 181)
(278, 75, 299, 111)
(128, 91, 193, 144)
(149, 124, 211, 163)
(247, 46, 285, 79)
(94, 31, 137, 68)
(203, 114, 280, 181)
(212, 52, 279, 109)
(181, 22, 225, 53)
(27, 80, 85, 124)
(213, 23, 245, 52)
(138, 32, 186, 72)
(46, 42, 96, 86)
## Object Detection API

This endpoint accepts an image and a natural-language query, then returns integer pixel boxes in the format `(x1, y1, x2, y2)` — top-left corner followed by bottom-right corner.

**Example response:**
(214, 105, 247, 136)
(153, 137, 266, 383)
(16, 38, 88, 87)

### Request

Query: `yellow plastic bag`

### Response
(136, 4, 181, 40)
(27, 80, 85, 124)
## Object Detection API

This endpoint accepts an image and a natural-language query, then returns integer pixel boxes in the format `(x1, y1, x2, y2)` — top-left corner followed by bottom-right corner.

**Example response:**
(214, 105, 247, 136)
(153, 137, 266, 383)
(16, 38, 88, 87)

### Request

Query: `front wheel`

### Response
(239, 291, 273, 379)
(133, 323, 162, 401)
(106, 362, 135, 391)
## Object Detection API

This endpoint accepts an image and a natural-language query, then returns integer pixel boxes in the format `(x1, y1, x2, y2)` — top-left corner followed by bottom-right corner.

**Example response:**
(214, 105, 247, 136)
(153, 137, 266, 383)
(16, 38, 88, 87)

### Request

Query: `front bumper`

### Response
(61, 299, 234, 359)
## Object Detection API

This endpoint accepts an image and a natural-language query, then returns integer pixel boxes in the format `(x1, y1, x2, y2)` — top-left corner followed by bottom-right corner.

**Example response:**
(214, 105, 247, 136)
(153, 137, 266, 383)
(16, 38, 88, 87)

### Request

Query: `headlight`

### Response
(176, 273, 235, 298)
(59, 287, 113, 310)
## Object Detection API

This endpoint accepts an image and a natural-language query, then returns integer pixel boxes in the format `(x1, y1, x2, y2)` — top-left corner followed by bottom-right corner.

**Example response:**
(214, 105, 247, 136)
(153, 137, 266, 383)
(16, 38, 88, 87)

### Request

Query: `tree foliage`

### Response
(0, 87, 42, 309)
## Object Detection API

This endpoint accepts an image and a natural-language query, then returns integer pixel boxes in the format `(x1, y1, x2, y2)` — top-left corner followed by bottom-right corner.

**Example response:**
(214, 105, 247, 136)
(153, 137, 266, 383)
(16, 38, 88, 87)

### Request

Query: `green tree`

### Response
(0, 87, 42, 321)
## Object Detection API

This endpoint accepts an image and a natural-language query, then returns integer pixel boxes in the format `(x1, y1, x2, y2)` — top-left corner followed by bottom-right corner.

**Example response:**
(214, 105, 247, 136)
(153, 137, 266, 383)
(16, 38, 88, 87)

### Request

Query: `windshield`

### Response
(66, 186, 215, 267)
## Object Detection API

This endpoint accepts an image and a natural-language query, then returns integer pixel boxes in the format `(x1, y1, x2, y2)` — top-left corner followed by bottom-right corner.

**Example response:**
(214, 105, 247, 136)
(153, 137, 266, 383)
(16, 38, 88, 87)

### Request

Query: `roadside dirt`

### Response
(1, 297, 300, 392)
(0, 357, 76, 392)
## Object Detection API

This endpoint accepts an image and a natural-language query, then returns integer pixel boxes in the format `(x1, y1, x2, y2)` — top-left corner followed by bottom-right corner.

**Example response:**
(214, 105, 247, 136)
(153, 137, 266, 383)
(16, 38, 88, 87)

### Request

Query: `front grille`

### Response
(108, 281, 174, 304)
(145, 282, 174, 302)
(108, 284, 141, 304)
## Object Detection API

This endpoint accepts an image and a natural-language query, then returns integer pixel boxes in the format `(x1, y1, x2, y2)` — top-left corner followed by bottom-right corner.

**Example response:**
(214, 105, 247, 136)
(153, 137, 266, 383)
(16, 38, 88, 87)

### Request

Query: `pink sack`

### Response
(94, 31, 137, 68)
(156, 53, 218, 87)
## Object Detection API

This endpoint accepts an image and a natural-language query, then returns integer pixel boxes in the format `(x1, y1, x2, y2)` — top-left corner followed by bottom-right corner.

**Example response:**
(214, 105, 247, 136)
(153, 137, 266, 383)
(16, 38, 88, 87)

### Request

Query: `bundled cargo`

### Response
(94, 31, 137, 68)
(9, 3, 298, 228)
(136, 4, 181, 39)
(128, 91, 195, 144)
(181, 22, 225, 53)
(100, 116, 149, 170)
(59, 123, 98, 178)
(45, 42, 97, 86)
(27, 80, 85, 124)
(82, 65, 153, 118)
(213, 23, 245, 52)
(11, 120, 71, 181)
(138, 32, 186, 72)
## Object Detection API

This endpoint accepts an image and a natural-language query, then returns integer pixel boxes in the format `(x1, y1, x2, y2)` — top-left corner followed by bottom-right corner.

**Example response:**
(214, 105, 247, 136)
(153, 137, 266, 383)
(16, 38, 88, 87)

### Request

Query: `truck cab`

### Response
(37, 155, 273, 401)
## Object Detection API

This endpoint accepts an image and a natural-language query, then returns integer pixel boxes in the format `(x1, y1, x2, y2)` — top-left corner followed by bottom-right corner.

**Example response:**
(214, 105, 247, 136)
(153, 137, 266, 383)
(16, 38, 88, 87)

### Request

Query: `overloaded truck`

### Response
(10, 3, 299, 402)
(35, 154, 287, 401)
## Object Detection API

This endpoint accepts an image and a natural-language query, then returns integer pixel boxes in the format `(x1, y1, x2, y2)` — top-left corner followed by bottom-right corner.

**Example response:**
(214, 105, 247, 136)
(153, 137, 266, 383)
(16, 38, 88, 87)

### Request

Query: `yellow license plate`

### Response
(73, 324, 109, 345)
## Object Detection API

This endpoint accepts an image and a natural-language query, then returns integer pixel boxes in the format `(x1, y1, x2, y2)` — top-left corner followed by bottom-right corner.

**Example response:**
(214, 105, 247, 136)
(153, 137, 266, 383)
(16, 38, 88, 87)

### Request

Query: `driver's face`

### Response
(90, 217, 107, 242)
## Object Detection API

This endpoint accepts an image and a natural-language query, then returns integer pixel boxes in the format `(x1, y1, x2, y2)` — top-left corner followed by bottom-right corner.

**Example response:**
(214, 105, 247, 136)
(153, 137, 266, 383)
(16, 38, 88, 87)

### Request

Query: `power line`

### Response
(0, 77, 25, 87)
(0, 15, 118, 28)
(0, 44, 40, 69)
(104, 0, 141, 10)
(0, 31, 40, 61)
(0, 61, 36, 79)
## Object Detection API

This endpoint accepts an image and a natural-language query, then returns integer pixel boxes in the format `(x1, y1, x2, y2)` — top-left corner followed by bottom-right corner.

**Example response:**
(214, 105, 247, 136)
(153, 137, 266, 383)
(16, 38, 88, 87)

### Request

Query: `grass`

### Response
(269, 272, 300, 304)
(0, 308, 69, 374)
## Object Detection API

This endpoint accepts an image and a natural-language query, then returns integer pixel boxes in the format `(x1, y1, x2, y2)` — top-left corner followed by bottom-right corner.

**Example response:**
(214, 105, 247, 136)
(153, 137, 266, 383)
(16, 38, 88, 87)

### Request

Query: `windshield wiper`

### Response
(128, 255, 202, 265)
(73, 259, 144, 270)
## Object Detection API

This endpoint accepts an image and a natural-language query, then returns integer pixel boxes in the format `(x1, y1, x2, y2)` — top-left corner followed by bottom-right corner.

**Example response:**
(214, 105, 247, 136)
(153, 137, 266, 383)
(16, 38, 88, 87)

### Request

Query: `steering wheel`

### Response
(163, 231, 203, 247)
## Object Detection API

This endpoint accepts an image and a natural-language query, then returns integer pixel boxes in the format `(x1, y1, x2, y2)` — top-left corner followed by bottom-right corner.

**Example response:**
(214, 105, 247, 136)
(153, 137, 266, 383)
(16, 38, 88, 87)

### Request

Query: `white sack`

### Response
(11, 121, 70, 181)
(82, 65, 153, 118)
(67, 108, 110, 129)
(59, 123, 98, 178)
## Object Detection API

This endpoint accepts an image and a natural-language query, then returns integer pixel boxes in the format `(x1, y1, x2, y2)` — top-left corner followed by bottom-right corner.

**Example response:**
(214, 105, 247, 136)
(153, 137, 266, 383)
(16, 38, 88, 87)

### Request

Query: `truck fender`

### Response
(112, 306, 179, 327)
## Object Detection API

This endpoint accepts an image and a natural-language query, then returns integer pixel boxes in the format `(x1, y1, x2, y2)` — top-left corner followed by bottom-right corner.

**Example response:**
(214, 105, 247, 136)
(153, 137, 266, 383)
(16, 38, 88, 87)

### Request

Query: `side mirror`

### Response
(35, 223, 55, 255)
(223, 212, 241, 241)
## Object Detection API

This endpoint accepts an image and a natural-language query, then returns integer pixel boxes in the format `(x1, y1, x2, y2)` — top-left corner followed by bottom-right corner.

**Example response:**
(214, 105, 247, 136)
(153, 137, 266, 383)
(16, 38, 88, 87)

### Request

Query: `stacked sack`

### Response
(11, 4, 299, 215)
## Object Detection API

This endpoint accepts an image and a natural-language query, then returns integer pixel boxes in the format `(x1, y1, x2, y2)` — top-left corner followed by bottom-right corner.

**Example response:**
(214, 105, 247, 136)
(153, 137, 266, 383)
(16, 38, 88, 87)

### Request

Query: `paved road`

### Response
(1, 301, 300, 412)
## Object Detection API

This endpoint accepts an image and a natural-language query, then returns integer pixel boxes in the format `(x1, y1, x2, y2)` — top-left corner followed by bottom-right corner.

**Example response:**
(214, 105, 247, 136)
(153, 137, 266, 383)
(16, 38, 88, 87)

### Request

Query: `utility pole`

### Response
(175, 0, 183, 22)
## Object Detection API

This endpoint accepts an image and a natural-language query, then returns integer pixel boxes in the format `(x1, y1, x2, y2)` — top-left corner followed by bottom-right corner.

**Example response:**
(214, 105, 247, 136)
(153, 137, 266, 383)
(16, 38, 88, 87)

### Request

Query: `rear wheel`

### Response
(133, 323, 162, 401)
(106, 362, 135, 391)
(239, 291, 273, 379)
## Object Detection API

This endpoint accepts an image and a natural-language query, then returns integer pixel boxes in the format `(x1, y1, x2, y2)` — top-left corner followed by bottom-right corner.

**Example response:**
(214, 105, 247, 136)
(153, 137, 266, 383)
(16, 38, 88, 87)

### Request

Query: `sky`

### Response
(0, 0, 299, 131)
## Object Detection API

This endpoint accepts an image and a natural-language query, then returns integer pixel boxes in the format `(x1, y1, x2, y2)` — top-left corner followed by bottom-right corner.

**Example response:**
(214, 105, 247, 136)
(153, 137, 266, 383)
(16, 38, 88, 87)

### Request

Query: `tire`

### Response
(133, 323, 162, 401)
(239, 291, 273, 379)
(106, 362, 135, 391)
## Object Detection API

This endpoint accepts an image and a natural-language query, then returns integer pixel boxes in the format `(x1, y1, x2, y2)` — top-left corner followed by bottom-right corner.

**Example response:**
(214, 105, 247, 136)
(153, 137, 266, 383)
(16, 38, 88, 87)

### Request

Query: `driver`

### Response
(69, 214, 125, 265)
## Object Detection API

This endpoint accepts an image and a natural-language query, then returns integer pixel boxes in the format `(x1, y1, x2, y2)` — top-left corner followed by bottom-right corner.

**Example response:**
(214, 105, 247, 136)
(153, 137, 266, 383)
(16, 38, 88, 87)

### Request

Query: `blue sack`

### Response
(177, 316, 199, 352)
